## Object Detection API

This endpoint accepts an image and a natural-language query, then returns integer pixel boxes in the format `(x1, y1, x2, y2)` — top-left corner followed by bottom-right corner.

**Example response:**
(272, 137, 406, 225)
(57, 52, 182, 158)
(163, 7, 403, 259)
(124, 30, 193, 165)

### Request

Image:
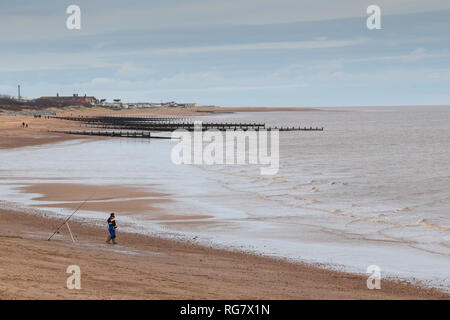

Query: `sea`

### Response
(0, 106, 449, 291)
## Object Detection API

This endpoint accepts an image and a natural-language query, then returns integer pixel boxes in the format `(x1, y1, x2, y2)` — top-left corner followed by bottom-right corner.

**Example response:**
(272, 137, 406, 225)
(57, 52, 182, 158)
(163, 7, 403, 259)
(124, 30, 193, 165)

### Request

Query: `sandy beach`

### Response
(0, 110, 449, 299)
(1, 207, 448, 300)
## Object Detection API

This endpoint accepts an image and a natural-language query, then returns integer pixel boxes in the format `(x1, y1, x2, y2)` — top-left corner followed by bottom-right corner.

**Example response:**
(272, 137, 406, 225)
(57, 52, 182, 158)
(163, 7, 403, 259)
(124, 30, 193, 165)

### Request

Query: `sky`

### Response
(0, 0, 449, 107)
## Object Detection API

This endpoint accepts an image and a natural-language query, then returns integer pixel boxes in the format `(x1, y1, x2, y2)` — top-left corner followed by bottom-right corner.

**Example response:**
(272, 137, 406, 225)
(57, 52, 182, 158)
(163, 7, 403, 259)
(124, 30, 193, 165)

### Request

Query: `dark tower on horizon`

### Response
(18, 85, 21, 100)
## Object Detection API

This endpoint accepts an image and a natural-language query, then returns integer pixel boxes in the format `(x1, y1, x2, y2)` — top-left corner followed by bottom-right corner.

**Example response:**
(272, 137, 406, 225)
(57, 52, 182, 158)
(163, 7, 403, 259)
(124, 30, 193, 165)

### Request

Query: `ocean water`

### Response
(0, 106, 449, 291)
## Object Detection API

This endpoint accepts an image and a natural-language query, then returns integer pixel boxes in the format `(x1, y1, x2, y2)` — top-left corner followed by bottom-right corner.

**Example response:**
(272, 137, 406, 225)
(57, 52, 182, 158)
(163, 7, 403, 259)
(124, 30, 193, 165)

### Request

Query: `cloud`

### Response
(403, 48, 428, 62)
(2, 1, 450, 42)
(146, 83, 307, 94)
(1, 2, 449, 106)
(146, 39, 367, 55)
(114, 64, 155, 77)
(0, 84, 16, 93)
(0, 37, 366, 73)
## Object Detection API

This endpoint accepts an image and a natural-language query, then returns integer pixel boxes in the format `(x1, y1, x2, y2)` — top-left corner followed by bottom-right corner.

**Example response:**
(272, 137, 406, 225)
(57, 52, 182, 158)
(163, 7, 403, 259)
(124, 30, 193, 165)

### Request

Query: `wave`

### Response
(417, 218, 450, 232)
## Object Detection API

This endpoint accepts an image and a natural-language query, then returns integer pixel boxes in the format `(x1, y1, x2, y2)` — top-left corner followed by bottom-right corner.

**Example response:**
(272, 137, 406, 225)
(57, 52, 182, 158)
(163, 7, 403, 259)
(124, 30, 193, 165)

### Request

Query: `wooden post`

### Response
(66, 222, 76, 243)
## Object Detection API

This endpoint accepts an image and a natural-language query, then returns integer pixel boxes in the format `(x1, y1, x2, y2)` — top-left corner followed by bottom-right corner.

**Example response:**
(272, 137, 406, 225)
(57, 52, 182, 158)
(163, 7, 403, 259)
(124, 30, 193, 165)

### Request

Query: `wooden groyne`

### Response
(52, 116, 323, 132)
(55, 116, 181, 123)
(51, 130, 172, 139)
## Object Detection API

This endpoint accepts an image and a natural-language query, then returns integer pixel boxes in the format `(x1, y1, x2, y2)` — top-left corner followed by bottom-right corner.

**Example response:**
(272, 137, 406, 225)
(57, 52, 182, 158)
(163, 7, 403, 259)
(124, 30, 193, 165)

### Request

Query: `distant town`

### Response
(41, 93, 200, 109)
(0, 86, 214, 112)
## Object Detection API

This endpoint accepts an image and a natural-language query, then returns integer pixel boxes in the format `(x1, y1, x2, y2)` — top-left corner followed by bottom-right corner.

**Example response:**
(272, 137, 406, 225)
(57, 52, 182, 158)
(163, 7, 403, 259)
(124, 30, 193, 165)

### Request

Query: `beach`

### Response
(0, 109, 448, 299)
(2, 207, 447, 300)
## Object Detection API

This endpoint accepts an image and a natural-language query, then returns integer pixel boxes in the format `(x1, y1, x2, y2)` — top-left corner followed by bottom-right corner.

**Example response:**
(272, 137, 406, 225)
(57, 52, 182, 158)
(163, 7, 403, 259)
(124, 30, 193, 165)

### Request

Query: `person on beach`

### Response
(106, 213, 117, 244)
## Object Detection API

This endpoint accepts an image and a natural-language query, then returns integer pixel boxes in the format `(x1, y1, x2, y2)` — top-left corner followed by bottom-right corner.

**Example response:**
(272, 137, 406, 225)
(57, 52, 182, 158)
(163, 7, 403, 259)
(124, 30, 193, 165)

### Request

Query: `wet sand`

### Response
(17, 183, 214, 222)
(19, 183, 171, 216)
(19, 183, 169, 202)
(0, 111, 449, 299)
(0, 114, 95, 149)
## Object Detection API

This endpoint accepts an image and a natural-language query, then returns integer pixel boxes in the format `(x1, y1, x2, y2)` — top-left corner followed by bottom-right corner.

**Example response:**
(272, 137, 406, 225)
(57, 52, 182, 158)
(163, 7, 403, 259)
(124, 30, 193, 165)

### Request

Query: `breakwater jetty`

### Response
(53, 116, 324, 132)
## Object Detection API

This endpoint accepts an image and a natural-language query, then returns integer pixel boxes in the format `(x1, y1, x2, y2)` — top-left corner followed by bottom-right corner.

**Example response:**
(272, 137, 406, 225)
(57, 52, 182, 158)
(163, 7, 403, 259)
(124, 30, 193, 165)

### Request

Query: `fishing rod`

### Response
(48, 191, 96, 241)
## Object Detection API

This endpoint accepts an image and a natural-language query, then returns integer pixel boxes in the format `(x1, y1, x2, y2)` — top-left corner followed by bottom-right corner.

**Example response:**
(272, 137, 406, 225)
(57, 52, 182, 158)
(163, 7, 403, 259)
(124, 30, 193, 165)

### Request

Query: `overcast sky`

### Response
(1, 0, 449, 107)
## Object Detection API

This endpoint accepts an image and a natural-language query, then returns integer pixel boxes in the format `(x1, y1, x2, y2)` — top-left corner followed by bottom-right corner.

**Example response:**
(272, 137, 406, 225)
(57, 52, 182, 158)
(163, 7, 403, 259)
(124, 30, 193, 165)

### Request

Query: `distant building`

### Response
(159, 101, 198, 108)
(95, 100, 198, 109)
(178, 103, 198, 108)
(162, 101, 178, 108)
(134, 102, 151, 108)
(115, 101, 198, 108)
(83, 95, 98, 105)
(40, 93, 99, 106)
(134, 102, 163, 108)
(113, 99, 122, 108)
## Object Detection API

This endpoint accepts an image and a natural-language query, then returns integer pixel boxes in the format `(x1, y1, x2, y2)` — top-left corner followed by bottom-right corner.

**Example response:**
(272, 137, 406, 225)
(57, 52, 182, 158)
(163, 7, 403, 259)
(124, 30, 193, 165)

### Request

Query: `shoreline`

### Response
(1, 112, 449, 299)
(1, 207, 447, 299)
(3, 181, 449, 295)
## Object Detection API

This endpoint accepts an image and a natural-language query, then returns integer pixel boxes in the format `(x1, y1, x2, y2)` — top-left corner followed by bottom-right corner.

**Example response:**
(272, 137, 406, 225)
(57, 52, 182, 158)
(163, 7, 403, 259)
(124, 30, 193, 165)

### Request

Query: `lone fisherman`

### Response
(106, 213, 118, 244)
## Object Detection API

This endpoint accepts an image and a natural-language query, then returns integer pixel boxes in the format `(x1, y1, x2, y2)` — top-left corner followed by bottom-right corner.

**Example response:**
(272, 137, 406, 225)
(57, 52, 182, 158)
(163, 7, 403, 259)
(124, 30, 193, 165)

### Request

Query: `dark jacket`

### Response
(107, 217, 116, 231)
